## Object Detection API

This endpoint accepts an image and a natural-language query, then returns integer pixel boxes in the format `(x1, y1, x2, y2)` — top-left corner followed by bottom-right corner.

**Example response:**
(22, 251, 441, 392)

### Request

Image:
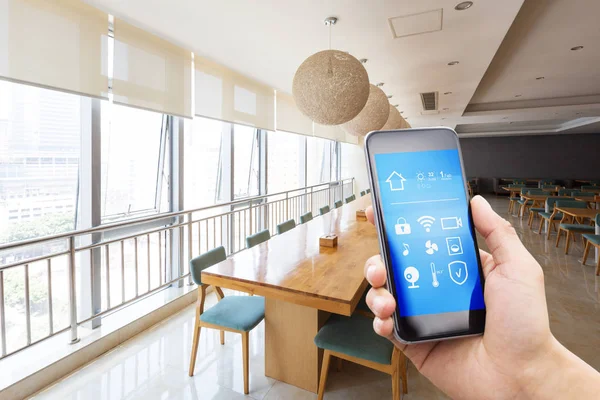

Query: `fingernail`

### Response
(372, 296, 385, 313)
(374, 317, 383, 332)
(366, 264, 376, 280)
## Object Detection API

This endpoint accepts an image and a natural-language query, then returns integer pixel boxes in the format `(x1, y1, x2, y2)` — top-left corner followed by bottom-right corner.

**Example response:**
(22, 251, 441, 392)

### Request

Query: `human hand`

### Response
(364, 195, 600, 399)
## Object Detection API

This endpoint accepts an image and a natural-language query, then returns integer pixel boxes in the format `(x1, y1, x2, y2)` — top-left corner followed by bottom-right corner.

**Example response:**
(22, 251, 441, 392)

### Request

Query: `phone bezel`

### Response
(364, 127, 486, 343)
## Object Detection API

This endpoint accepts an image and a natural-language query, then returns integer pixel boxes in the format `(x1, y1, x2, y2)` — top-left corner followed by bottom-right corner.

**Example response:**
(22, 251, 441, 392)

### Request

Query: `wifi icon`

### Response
(417, 216, 436, 232)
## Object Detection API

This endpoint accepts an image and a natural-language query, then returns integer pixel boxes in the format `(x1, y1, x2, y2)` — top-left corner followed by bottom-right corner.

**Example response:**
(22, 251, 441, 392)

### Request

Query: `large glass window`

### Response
(306, 136, 333, 186)
(233, 124, 259, 199)
(100, 102, 167, 221)
(183, 117, 226, 209)
(267, 131, 304, 193)
(0, 80, 80, 244)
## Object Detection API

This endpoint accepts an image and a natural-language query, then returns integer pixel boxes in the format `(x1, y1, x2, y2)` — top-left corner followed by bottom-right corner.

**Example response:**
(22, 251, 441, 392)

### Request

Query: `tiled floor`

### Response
(30, 196, 600, 399)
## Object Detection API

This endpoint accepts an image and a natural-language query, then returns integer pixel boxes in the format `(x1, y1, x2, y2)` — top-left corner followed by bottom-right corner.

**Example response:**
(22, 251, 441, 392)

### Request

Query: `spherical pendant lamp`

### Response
(342, 84, 390, 136)
(381, 104, 404, 130)
(292, 49, 370, 125)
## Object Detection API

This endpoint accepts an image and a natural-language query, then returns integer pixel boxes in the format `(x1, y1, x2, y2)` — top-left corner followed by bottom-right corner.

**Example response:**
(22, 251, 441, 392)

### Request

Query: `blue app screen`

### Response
(374, 149, 485, 317)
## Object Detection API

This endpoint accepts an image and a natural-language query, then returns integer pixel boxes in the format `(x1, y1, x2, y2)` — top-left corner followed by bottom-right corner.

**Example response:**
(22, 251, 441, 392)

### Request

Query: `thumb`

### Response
(470, 195, 535, 268)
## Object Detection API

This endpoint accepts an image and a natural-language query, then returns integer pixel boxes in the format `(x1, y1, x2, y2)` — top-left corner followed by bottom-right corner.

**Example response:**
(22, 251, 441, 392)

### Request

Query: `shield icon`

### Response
(448, 261, 468, 285)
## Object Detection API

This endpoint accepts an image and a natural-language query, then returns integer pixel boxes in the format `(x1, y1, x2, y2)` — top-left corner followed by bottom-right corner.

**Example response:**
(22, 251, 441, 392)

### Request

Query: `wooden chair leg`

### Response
(317, 350, 332, 400)
(241, 331, 249, 394)
(538, 218, 544, 235)
(556, 229, 562, 247)
(220, 330, 225, 345)
(188, 323, 201, 376)
(595, 249, 600, 276)
(528, 212, 533, 227)
(565, 231, 572, 254)
(400, 353, 408, 394)
(392, 368, 400, 400)
(582, 241, 591, 265)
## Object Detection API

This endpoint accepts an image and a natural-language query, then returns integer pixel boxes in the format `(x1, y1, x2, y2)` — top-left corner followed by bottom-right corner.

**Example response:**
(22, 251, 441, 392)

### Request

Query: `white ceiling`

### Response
(86, 0, 600, 137)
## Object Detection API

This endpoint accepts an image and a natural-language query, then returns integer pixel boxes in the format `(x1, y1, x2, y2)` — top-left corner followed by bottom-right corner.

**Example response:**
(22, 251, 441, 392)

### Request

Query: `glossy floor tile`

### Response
(30, 196, 600, 399)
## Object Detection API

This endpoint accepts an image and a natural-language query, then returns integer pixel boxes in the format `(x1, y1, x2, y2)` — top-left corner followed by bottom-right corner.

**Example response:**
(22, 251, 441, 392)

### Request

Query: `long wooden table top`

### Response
(555, 207, 599, 220)
(201, 196, 375, 316)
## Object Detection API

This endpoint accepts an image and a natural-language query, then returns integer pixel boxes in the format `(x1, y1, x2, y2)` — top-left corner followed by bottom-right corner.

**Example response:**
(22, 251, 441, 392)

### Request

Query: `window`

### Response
(306, 136, 334, 186)
(183, 117, 226, 209)
(267, 131, 304, 193)
(233, 124, 259, 199)
(0, 80, 80, 245)
(100, 102, 167, 221)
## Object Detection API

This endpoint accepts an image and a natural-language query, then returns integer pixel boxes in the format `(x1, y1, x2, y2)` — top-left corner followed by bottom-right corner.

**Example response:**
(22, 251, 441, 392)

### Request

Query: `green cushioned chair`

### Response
(558, 188, 575, 196)
(345, 194, 356, 204)
(246, 229, 271, 249)
(314, 314, 407, 399)
(334, 200, 343, 209)
(581, 185, 598, 191)
(276, 219, 296, 235)
(555, 200, 593, 254)
(572, 190, 595, 198)
(582, 215, 600, 275)
(512, 179, 526, 185)
(320, 205, 330, 215)
(360, 190, 366, 197)
(300, 212, 313, 224)
(188, 246, 265, 394)
(537, 197, 564, 239)
(590, 181, 600, 186)
(523, 189, 546, 226)
(508, 187, 526, 214)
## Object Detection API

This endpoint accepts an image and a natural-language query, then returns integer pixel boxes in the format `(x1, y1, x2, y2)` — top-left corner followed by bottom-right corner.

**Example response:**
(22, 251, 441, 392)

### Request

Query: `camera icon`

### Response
(404, 266, 420, 289)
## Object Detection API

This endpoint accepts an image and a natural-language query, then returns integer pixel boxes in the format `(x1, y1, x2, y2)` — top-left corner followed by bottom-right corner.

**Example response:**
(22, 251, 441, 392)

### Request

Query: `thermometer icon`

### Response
(431, 263, 439, 288)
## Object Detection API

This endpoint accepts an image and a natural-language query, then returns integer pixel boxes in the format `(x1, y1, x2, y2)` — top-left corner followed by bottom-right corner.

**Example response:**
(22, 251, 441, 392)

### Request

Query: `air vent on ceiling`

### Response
(420, 91, 439, 115)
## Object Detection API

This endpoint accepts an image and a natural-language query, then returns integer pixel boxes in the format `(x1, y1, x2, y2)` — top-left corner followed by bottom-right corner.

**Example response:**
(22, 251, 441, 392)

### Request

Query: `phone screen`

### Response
(374, 148, 485, 318)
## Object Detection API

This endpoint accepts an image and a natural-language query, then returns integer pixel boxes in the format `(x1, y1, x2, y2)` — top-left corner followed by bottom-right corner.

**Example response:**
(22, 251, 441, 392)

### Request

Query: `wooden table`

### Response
(582, 188, 600, 194)
(575, 196, 600, 209)
(502, 186, 523, 197)
(554, 207, 599, 224)
(202, 196, 375, 392)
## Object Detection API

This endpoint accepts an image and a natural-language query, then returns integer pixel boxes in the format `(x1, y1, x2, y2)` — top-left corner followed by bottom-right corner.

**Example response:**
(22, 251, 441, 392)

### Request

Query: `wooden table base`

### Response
(265, 298, 330, 393)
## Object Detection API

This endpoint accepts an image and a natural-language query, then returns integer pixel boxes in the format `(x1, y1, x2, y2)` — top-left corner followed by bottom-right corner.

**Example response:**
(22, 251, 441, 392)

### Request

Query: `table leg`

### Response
(265, 298, 330, 393)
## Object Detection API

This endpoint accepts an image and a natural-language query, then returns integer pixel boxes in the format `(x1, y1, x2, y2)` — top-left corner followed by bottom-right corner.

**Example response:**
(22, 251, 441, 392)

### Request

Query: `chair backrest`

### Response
(366, 188, 371, 194)
(300, 212, 313, 224)
(345, 194, 356, 204)
(190, 246, 227, 286)
(558, 189, 573, 196)
(545, 197, 562, 211)
(596, 213, 600, 226)
(541, 184, 557, 189)
(334, 200, 343, 208)
(540, 180, 555, 186)
(508, 183, 525, 188)
(320, 205, 330, 215)
(360, 191, 366, 197)
(276, 219, 296, 235)
(555, 200, 588, 209)
(526, 189, 545, 195)
(246, 229, 271, 249)
(571, 190, 594, 197)
(513, 179, 526, 185)
(581, 185, 597, 190)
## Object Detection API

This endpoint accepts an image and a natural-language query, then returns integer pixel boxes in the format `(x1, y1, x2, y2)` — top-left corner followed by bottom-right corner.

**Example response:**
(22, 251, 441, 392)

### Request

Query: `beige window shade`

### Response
(313, 123, 358, 144)
(112, 19, 192, 118)
(195, 56, 275, 131)
(0, 0, 108, 99)
(276, 92, 313, 136)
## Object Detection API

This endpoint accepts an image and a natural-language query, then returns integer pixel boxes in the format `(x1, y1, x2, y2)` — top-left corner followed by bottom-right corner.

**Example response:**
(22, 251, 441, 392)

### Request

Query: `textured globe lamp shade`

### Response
(292, 50, 370, 125)
(380, 104, 404, 130)
(342, 84, 390, 136)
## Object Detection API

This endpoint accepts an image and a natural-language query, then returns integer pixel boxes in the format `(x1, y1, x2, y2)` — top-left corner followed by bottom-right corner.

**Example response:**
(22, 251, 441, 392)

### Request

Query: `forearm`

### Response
(523, 337, 600, 399)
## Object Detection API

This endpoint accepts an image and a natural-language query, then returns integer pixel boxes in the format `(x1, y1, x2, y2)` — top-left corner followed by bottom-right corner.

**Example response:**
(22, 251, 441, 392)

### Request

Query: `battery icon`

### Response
(441, 216, 462, 230)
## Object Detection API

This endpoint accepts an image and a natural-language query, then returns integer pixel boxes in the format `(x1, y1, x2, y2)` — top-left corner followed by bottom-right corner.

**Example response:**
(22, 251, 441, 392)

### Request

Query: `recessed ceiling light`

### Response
(448, 61, 460, 66)
(376, 82, 384, 87)
(400, 111, 404, 113)
(443, 108, 449, 111)
(515, 94, 522, 97)
(455, 1, 474, 11)
(441, 118, 446, 120)
(536, 76, 545, 80)
(444, 91, 452, 95)
(387, 95, 393, 99)
(502, 117, 508, 120)
(571, 46, 584, 51)
(359, 58, 368, 64)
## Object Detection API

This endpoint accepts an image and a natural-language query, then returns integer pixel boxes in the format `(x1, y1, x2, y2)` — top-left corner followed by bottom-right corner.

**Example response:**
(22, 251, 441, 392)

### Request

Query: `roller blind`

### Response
(313, 123, 358, 144)
(0, 0, 108, 98)
(195, 56, 275, 131)
(276, 92, 313, 136)
(112, 19, 192, 118)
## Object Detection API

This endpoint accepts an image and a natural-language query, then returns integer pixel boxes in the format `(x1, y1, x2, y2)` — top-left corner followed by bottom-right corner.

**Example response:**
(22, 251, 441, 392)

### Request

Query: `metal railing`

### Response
(0, 178, 354, 359)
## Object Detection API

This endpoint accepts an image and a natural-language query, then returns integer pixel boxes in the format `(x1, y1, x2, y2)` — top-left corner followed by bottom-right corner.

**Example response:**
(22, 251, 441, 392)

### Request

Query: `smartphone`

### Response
(364, 127, 485, 343)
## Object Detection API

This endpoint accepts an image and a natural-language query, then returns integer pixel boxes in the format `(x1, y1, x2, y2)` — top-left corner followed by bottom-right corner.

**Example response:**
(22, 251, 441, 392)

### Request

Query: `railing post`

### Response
(0, 270, 6, 357)
(187, 212, 193, 285)
(249, 200, 253, 234)
(285, 192, 289, 220)
(68, 236, 80, 344)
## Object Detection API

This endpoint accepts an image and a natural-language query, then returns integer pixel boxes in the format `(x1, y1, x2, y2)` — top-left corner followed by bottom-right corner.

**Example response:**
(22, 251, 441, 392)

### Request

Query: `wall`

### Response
(460, 133, 600, 192)
(341, 141, 370, 194)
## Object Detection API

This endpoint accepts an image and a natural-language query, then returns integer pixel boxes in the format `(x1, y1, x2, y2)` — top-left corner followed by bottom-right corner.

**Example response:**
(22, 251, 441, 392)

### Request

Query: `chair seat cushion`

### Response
(539, 212, 563, 220)
(530, 207, 545, 212)
(314, 314, 394, 365)
(200, 296, 265, 331)
(509, 197, 520, 201)
(517, 200, 531, 205)
(583, 234, 600, 245)
(559, 224, 595, 233)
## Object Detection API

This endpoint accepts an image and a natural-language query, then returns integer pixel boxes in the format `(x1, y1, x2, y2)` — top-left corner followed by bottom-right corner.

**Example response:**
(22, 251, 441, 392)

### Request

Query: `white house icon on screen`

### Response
(385, 171, 407, 191)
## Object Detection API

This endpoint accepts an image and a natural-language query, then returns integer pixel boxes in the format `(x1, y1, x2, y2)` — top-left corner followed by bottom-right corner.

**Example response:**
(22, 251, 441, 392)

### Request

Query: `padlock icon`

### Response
(395, 217, 411, 235)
